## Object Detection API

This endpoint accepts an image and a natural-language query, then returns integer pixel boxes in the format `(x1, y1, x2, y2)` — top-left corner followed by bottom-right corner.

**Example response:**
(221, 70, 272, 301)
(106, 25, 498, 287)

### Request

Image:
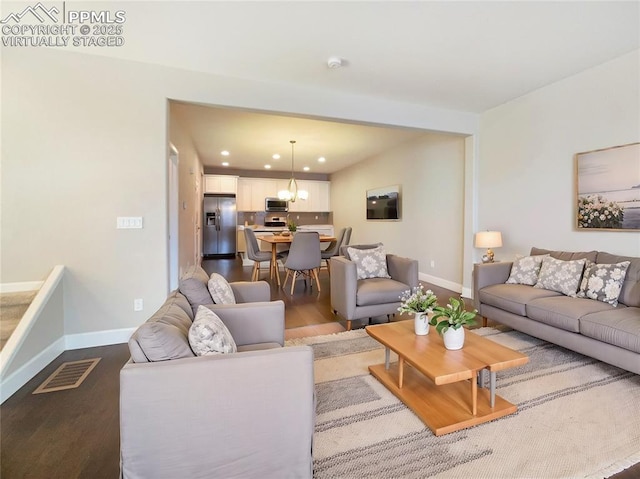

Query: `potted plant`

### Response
(398, 285, 438, 335)
(287, 220, 297, 233)
(429, 297, 477, 349)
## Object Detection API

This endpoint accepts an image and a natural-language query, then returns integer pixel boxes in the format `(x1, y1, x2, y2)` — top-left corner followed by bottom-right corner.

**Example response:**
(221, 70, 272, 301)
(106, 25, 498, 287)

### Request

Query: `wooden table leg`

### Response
(271, 244, 280, 286)
(471, 371, 478, 416)
(398, 356, 404, 388)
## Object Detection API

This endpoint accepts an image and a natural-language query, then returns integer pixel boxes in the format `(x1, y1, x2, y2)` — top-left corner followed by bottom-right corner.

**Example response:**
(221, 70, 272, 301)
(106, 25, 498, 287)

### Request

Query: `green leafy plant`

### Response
(287, 220, 297, 232)
(429, 297, 477, 334)
(398, 285, 438, 314)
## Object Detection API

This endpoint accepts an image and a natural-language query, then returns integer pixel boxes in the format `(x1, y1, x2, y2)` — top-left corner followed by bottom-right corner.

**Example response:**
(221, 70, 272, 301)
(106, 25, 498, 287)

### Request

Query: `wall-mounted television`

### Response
(366, 185, 401, 221)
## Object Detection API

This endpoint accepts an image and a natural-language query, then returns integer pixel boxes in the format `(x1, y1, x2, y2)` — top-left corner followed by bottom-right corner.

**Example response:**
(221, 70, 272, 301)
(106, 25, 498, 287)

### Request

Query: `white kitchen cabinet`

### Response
(237, 178, 278, 211)
(237, 178, 253, 211)
(288, 180, 331, 212)
(204, 175, 237, 194)
(236, 177, 330, 212)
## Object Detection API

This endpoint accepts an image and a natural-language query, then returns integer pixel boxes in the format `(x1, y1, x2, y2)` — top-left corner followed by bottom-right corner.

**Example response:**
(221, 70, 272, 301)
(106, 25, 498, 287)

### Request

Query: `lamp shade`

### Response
(474, 231, 503, 248)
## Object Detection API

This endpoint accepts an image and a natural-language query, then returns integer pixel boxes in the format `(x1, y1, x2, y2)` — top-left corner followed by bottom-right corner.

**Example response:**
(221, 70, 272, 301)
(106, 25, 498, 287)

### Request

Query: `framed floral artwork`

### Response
(575, 142, 640, 231)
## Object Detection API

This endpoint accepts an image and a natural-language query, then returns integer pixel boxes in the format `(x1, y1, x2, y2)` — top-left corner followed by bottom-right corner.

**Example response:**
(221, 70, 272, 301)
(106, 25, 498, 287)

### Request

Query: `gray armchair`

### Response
(330, 244, 419, 330)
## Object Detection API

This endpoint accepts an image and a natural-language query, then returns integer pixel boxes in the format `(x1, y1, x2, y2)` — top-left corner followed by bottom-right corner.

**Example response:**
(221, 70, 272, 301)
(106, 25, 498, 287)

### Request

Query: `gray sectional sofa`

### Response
(473, 248, 640, 375)
(120, 266, 315, 479)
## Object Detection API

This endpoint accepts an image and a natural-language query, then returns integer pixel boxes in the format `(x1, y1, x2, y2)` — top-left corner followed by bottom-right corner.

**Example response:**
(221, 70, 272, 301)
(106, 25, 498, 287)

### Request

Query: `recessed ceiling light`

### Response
(303, 166, 310, 171)
(272, 154, 280, 160)
(318, 157, 326, 163)
(221, 150, 230, 156)
(264, 164, 271, 169)
(222, 162, 229, 167)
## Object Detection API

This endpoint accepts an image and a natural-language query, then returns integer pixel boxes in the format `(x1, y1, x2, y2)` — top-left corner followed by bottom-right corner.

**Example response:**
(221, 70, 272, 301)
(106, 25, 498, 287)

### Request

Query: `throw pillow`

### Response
(534, 256, 586, 296)
(578, 261, 630, 306)
(506, 254, 548, 285)
(347, 244, 391, 280)
(179, 277, 214, 315)
(576, 259, 595, 298)
(188, 306, 237, 356)
(207, 273, 236, 304)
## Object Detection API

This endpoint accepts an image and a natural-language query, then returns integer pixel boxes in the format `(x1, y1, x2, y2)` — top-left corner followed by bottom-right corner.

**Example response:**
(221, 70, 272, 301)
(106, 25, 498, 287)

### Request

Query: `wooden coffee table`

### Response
(366, 320, 528, 436)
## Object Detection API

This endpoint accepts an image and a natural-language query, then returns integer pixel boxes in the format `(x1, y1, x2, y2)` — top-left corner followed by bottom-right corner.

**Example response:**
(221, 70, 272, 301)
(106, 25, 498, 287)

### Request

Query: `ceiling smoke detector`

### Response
(327, 56, 343, 69)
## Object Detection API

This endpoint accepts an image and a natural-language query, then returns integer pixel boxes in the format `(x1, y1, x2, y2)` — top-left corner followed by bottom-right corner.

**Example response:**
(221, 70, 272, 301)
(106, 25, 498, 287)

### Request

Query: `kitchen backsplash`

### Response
(238, 211, 332, 227)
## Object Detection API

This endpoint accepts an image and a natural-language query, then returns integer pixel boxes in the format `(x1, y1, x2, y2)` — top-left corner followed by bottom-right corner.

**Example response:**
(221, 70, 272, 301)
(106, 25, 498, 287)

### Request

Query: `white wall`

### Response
(331, 133, 467, 292)
(1, 47, 477, 342)
(168, 108, 204, 279)
(479, 50, 640, 260)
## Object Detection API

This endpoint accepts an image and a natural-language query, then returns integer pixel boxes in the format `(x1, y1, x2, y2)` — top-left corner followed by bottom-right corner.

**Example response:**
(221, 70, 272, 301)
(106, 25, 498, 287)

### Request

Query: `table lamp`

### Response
(475, 231, 503, 263)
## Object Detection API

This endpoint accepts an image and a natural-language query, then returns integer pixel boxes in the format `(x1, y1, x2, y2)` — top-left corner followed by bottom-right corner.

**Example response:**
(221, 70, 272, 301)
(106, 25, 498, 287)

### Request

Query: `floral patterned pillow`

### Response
(347, 245, 391, 280)
(208, 273, 236, 304)
(534, 256, 586, 296)
(577, 261, 630, 306)
(506, 254, 549, 285)
(188, 306, 237, 356)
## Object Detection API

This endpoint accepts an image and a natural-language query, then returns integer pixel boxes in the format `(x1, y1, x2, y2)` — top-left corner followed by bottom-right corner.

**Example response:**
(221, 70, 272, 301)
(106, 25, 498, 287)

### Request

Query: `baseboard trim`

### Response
(419, 273, 462, 294)
(1, 328, 135, 404)
(65, 327, 136, 350)
(0, 336, 66, 403)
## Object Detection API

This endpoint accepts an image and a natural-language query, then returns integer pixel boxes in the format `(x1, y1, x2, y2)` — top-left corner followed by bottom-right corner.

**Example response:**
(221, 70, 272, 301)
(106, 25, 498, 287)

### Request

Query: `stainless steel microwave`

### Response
(265, 197, 288, 212)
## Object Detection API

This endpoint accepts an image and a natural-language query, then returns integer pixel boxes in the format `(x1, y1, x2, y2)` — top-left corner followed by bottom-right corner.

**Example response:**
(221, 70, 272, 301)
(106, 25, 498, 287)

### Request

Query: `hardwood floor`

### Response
(1, 257, 637, 478)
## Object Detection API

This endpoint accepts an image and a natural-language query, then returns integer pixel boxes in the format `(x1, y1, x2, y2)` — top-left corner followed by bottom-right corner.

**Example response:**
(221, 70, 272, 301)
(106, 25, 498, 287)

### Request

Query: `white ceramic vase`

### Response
(414, 312, 429, 336)
(443, 326, 465, 350)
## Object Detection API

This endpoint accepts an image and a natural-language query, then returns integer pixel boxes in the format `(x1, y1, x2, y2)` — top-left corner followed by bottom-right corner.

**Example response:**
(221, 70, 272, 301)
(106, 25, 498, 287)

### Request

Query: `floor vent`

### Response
(32, 358, 101, 394)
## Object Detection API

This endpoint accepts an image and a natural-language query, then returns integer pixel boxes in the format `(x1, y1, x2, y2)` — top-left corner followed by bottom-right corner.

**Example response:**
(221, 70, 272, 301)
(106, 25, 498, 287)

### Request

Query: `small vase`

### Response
(443, 326, 465, 350)
(414, 312, 429, 336)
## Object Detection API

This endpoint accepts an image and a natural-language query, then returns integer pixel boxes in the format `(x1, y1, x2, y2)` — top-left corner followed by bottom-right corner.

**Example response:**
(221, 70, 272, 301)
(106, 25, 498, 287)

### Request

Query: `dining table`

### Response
(257, 234, 336, 286)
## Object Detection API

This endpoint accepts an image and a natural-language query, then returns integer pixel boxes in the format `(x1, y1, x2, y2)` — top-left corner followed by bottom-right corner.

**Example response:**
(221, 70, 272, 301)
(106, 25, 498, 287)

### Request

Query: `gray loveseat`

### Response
(473, 248, 640, 374)
(120, 266, 315, 479)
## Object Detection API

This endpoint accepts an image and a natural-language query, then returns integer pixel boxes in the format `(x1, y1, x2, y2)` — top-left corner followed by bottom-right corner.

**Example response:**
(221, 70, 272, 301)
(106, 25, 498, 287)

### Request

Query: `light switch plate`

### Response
(117, 217, 143, 229)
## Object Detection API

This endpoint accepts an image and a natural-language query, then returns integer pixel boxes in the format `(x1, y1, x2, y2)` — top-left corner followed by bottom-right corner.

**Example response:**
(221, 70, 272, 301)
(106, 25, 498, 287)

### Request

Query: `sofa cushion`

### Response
(167, 291, 195, 321)
(179, 277, 214, 315)
(208, 273, 236, 304)
(506, 254, 548, 285)
(348, 244, 391, 280)
(181, 264, 210, 284)
(526, 296, 615, 333)
(478, 284, 561, 316)
(530, 247, 598, 263)
(596, 253, 640, 307)
(577, 261, 630, 307)
(188, 306, 237, 355)
(580, 307, 640, 354)
(534, 256, 586, 296)
(356, 277, 407, 306)
(132, 302, 196, 362)
(237, 343, 282, 352)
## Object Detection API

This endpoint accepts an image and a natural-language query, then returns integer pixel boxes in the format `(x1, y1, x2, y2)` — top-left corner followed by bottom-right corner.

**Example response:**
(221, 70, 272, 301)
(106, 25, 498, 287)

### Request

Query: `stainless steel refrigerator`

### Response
(203, 194, 237, 257)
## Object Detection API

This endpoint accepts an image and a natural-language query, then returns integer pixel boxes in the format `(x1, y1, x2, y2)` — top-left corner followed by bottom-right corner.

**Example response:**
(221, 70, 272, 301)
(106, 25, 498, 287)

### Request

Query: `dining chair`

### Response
(244, 228, 282, 282)
(282, 232, 322, 294)
(321, 227, 352, 275)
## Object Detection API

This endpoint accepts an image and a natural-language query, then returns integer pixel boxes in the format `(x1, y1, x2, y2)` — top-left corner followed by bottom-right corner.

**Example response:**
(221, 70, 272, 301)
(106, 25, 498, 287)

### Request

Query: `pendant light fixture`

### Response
(278, 140, 308, 202)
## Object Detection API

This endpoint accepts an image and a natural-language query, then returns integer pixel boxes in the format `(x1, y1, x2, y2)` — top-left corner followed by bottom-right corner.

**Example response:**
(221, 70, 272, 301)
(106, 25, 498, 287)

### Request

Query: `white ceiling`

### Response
(76, 1, 640, 173)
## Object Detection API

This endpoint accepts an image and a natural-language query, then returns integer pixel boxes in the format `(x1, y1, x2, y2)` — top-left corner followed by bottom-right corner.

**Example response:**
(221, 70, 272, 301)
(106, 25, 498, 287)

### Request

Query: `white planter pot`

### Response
(414, 312, 429, 336)
(443, 326, 465, 350)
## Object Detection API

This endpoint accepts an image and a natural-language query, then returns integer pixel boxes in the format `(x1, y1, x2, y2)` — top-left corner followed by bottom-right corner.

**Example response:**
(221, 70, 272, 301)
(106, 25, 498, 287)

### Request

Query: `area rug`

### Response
(286, 327, 640, 478)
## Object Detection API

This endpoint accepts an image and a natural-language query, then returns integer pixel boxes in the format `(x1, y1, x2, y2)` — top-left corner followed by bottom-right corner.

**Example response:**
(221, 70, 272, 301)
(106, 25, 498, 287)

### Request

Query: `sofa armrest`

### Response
(472, 262, 513, 309)
(230, 281, 270, 303)
(120, 346, 314, 479)
(207, 300, 285, 346)
(387, 255, 419, 289)
(330, 256, 358, 320)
